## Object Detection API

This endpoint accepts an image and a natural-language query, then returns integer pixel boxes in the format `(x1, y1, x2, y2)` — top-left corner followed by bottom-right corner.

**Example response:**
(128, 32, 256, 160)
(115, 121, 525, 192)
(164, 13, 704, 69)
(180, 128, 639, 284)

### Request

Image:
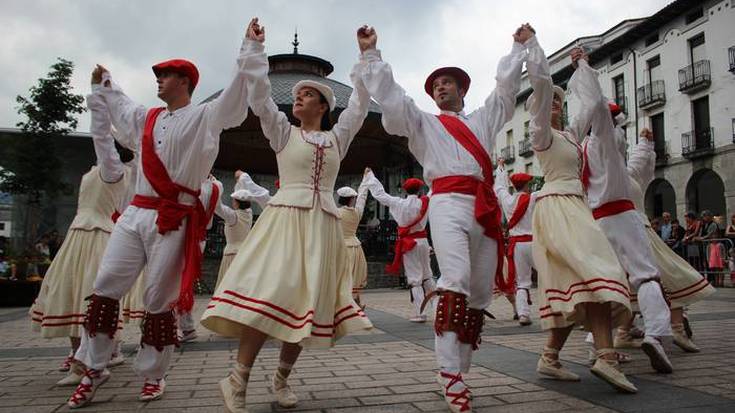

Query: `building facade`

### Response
(498, 0, 735, 221)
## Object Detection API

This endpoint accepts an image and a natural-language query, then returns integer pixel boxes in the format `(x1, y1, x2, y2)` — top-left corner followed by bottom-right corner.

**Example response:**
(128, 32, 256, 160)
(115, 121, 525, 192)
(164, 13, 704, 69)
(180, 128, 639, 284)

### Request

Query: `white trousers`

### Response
(405, 238, 435, 317)
(429, 194, 498, 373)
(410, 278, 437, 317)
(597, 211, 671, 337)
(178, 310, 195, 332)
(512, 241, 534, 318)
(75, 207, 185, 380)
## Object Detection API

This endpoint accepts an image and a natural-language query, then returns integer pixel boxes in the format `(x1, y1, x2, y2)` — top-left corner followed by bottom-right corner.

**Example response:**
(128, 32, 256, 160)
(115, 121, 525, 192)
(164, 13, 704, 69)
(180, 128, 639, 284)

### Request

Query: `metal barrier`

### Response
(685, 238, 735, 288)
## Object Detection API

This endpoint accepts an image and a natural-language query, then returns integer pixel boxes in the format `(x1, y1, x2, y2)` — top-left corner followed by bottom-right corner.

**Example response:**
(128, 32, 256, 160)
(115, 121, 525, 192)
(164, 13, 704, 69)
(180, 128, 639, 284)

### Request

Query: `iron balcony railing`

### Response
(678, 60, 711, 92)
(729, 46, 735, 73)
(681, 127, 714, 158)
(518, 138, 533, 157)
(637, 80, 666, 110)
(500, 145, 515, 163)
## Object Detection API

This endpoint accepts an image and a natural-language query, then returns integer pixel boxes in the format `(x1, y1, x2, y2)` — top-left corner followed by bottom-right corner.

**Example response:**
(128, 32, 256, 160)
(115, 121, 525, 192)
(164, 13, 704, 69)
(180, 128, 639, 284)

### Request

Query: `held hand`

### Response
(497, 158, 506, 167)
(247, 17, 265, 43)
(513, 23, 535, 44)
(640, 128, 654, 142)
(570, 47, 588, 69)
(357, 25, 377, 52)
(363, 167, 372, 176)
(234, 169, 244, 179)
(91, 64, 108, 85)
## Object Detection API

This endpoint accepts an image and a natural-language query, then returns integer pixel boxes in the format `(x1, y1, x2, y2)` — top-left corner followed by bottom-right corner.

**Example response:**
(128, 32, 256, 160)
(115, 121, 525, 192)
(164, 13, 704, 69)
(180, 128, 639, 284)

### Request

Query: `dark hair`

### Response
(672, 219, 680, 224)
(405, 187, 420, 195)
(178, 73, 195, 96)
(338, 196, 352, 206)
(318, 93, 334, 131)
(685, 211, 696, 219)
(236, 200, 251, 210)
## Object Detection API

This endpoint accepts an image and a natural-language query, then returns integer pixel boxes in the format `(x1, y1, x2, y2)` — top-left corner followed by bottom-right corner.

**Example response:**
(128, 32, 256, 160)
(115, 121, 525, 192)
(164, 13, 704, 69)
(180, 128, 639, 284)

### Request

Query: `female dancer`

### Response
(200, 18, 372, 412)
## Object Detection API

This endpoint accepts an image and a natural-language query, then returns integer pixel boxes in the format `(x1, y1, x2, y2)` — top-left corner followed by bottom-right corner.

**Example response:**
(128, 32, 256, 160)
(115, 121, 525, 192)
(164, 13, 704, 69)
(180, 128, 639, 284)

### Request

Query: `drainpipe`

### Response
(631, 48, 640, 144)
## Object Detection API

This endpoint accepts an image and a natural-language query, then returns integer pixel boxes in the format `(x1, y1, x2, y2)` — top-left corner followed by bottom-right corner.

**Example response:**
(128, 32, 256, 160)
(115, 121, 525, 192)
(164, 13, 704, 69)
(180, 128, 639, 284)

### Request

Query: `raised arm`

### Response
(91, 66, 146, 150)
(332, 65, 371, 159)
(567, 56, 612, 144)
(87, 93, 125, 183)
(211, 178, 238, 226)
(363, 170, 403, 211)
(244, 18, 291, 152)
(525, 34, 554, 151)
(627, 129, 656, 189)
(467, 25, 532, 147)
(235, 170, 272, 208)
(357, 27, 427, 147)
(493, 160, 515, 218)
(355, 170, 371, 217)
(202, 24, 255, 136)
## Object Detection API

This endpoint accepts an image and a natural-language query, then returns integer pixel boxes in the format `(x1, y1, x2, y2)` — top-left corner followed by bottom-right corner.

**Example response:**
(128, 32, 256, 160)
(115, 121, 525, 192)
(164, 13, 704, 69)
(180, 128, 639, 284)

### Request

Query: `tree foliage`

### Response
(0, 58, 85, 201)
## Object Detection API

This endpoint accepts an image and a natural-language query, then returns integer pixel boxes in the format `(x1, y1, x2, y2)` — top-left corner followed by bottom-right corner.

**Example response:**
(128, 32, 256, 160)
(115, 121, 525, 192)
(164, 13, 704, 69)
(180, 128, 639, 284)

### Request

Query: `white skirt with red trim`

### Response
(200, 205, 372, 348)
(346, 244, 368, 293)
(30, 227, 110, 338)
(531, 195, 632, 330)
(214, 253, 236, 291)
(645, 226, 715, 308)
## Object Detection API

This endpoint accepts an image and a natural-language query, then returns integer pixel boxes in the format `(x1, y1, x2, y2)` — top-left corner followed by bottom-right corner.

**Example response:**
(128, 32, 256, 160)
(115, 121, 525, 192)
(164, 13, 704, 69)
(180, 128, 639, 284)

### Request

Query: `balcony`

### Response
(637, 80, 666, 110)
(678, 60, 711, 93)
(729, 46, 735, 73)
(654, 141, 669, 167)
(681, 128, 714, 159)
(500, 145, 515, 164)
(518, 138, 533, 157)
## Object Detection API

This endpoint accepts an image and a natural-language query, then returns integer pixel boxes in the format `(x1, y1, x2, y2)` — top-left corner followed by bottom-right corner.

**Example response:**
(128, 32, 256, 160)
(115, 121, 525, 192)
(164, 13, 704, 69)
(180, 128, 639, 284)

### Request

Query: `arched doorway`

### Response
(645, 178, 677, 219)
(685, 169, 726, 215)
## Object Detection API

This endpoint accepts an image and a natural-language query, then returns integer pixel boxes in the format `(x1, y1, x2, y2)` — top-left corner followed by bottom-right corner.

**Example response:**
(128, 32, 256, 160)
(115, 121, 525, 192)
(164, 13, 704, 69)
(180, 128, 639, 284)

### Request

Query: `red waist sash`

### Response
(592, 199, 635, 220)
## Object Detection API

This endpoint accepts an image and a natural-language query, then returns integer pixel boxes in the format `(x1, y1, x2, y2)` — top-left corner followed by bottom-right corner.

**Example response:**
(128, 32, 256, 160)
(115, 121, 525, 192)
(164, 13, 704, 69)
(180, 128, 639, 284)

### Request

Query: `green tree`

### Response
(0, 58, 85, 248)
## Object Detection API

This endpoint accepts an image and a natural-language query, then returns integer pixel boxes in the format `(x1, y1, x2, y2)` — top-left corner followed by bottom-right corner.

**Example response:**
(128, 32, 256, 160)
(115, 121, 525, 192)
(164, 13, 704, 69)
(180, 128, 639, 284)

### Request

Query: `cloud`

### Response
(0, 0, 670, 132)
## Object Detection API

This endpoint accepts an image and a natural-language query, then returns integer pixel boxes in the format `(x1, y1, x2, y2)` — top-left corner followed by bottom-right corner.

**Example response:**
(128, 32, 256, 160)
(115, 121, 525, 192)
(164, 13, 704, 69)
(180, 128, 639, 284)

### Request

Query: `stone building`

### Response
(498, 0, 735, 220)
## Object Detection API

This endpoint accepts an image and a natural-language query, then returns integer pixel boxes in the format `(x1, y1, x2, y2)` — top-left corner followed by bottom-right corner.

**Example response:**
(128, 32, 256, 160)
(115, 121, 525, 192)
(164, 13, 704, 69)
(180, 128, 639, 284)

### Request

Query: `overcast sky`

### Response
(0, 0, 672, 132)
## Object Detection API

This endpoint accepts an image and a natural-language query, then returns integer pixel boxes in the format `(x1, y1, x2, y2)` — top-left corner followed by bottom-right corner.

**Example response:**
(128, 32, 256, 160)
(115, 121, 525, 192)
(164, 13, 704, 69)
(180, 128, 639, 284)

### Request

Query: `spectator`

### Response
(660, 212, 672, 241)
(650, 218, 662, 237)
(667, 219, 685, 256)
(34, 234, 50, 258)
(683, 211, 702, 271)
(726, 213, 735, 241)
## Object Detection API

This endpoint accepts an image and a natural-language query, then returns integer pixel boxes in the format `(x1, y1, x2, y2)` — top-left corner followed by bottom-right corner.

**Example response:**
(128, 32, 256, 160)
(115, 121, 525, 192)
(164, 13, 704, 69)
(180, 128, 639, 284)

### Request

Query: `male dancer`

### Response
(363, 170, 436, 322)
(493, 159, 536, 326)
(571, 48, 673, 374)
(67, 22, 252, 408)
(358, 23, 535, 412)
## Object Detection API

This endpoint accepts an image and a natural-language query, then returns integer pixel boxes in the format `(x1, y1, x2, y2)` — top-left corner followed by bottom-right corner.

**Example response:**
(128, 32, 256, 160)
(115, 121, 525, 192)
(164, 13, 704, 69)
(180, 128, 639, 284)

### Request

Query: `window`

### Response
(523, 121, 530, 138)
(685, 7, 704, 24)
(610, 53, 623, 65)
(525, 162, 533, 173)
(612, 75, 625, 101)
(647, 56, 661, 83)
(645, 33, 659, 47)
(651, 113, 665, 151)
(692, 96, 710, 133)
(689, 33, 706, 63)
(0, 222, 4, 231)
(506, 129, 513, 147)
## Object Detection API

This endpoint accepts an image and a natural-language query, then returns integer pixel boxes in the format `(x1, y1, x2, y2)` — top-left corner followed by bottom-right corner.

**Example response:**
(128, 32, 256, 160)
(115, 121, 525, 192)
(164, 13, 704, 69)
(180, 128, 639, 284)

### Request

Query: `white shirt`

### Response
(627, 139, 656, 219)
(358, 39, 532, 185)
(364, 171, 427, 232)
(236, 173, 272, 209)
(92, 35, 252, 205)
(493, 166, 536, 237)
(87, 93, 125, 184)
(569, 60, 632, 209)
(244, 40, 371, 159)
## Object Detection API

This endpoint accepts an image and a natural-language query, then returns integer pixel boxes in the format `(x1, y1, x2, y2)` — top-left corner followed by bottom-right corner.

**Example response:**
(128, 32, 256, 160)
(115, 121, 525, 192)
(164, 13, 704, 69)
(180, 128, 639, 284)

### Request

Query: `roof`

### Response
(201, 72, 381, 113)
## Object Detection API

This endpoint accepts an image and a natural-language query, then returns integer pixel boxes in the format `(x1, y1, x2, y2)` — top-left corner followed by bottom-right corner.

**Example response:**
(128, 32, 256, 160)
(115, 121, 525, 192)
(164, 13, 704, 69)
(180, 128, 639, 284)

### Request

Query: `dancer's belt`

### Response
(385, 230, 428, 275)
(592, 199, 635, 220)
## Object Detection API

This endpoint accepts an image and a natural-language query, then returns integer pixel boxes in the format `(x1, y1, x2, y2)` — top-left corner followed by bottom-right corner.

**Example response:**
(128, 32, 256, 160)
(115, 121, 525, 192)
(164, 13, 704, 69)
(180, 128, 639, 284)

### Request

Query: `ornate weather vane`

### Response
(292, 28, 299, 54)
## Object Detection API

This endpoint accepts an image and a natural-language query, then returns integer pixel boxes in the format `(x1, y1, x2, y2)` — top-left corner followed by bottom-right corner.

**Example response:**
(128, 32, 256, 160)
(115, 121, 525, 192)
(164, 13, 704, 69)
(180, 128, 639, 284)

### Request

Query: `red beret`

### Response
(402, 178, 425, 192)
(424, 67, 471, 97)
(608, 102, 622, 117)
(510, 173, 533, 190)
(152, 59, 199, 90)
(274, 179, 280, 189)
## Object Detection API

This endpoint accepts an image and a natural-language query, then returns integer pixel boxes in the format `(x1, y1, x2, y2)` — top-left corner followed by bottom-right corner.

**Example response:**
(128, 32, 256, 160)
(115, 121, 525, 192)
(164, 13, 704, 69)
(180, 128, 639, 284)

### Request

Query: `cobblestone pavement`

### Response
(1, 287, 734, 412)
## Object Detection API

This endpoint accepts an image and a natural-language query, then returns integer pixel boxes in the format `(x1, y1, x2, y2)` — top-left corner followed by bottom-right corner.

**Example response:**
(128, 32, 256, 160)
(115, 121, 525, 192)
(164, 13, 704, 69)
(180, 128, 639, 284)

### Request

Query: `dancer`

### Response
(336, 171, 370, 308)
(200, 19, 372, 412)
(67, 23, 252, 408)
(31, 91, 129, 386)
(493, 158, 536, 326)
(358, 23, 533, 412)
(627, 128, 715, 352)
(213, 171, 260, 290)
(572, 48, 673, 374)
(525, 35, 636, 392)
(363, 170, 436, 322)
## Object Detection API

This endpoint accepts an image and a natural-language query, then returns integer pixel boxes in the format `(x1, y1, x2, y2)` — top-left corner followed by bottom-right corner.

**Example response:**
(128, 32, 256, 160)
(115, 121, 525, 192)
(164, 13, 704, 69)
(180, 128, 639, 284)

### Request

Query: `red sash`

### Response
(385, 196, 429, 275)
(505, 234, 533, 295)
(111, 210, 121, 224)
(592, 199, 635, 220)
(507, 193, 530, 230)
(129, 107, 209, 312)
(433, 115, 504, 287)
